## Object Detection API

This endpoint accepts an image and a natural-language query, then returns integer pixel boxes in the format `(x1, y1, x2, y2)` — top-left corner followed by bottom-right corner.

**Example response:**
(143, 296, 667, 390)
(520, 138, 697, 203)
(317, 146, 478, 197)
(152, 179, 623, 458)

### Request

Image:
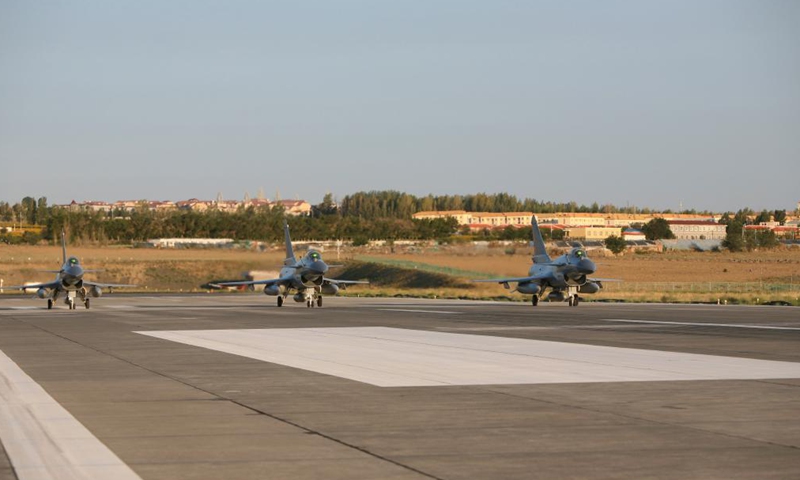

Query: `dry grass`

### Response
(360, 246, 800, 282)
(2, 243, 799, 304)
(0, 245, 287, 291)
(353, 246, 800, 305)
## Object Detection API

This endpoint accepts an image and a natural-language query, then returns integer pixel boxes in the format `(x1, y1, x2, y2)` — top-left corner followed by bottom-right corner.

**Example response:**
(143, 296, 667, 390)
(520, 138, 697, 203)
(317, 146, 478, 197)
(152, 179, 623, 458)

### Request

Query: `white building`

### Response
(667, 221, 727, 240)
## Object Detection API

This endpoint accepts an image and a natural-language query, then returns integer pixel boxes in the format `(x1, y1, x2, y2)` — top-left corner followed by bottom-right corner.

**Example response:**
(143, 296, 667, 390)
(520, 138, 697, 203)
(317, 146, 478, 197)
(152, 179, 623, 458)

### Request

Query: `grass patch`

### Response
(335, 261, 472, 289)
(355, 255, 492, 279)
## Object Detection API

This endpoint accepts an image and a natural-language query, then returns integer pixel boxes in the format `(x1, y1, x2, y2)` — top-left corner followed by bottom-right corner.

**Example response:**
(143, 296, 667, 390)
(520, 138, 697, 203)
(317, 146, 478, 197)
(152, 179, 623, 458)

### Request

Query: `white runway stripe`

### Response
(136, 327, 800, 388)
(602, 318, 800, 331)
(378, 309, 460, 314)
(0, 350, 141, 480)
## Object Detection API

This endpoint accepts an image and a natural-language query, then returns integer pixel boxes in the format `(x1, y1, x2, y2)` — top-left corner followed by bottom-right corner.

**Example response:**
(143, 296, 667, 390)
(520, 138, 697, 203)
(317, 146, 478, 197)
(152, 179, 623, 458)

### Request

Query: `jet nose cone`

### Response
(309, 260, 329, 275)
(66, 265, 83, 278)
(577, 258, 596, 274)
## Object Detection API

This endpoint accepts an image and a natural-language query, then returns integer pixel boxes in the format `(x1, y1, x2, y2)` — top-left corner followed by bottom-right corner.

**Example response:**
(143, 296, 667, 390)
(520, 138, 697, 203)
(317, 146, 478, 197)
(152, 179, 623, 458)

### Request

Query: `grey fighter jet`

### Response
(212, 220, 367, 307)
(7, 229, 136, 309)
(474, 217, 615, 307)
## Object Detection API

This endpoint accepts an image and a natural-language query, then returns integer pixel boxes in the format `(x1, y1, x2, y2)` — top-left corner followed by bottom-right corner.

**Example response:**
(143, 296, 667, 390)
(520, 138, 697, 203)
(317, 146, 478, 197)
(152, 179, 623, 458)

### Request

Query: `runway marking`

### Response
(0, 350, 142, 480)
(378, 309, 460, 315)
(440, 324, 683, 331)
(602, 318, 800, 331)
(136, 327, 800, 388)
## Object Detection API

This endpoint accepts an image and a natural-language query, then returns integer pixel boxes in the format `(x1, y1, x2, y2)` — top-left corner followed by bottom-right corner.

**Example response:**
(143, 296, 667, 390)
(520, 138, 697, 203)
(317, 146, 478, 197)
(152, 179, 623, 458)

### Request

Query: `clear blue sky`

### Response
(1, 0, 798, 212)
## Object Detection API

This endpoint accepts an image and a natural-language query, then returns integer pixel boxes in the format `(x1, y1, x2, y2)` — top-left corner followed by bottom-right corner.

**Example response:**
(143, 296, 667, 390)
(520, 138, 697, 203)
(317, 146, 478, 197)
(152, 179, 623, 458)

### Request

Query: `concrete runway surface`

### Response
(1, 295, 799, 480)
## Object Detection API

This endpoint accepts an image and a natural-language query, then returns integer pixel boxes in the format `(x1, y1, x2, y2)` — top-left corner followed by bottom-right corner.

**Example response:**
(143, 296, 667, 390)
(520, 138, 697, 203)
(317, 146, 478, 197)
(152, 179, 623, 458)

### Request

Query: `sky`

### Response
(1, 0, 798, 213)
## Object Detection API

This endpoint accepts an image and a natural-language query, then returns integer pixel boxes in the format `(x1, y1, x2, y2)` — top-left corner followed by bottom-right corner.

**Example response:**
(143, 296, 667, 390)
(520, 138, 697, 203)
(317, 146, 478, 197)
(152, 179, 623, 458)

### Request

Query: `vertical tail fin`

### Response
(61, 228, 67, 264)
(283, 219, 295, 265)
(531, 216, 551, 263)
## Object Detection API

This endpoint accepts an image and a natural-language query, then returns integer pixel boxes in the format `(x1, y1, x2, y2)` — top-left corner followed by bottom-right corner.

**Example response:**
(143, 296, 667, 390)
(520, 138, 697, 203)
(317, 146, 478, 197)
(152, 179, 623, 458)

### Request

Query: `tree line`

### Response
(338, 191, 698, 218)
(0, 194, 794, 251)
(0, 196, 458, 245)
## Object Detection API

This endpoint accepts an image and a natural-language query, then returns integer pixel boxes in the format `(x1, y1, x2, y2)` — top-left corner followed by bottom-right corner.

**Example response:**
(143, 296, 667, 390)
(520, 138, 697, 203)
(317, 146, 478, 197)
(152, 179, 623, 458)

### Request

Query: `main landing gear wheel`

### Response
(317, 296, 323, 308)
(531, 295, 539, 307)
(84, 298, 90, 309)
(277, 296, 284, 307)
(47, 299, 53, 310)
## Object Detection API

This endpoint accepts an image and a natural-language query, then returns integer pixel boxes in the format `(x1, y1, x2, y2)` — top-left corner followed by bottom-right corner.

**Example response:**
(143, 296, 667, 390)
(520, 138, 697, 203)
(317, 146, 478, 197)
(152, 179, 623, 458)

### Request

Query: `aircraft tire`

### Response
(85, 298, 90, 309)
(47, 299, 53, 310)
(573, 296, 579, 307)
(277, 296, 283, 307)
(531, 295, 539, 307)
(568, 296, 574, 307)
(317, 296, 323, 307)
(68, 299, 75, 310)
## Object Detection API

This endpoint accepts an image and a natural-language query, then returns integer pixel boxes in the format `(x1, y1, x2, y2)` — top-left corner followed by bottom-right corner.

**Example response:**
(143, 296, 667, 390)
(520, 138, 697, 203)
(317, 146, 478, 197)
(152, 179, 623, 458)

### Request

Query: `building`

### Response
(412, 210, 473, 225)
(412, 211, 533, 228)
(622, 228, 646, 241)
(272, 199, 312, 216)
(564, 226, 622, 241)
(667, 220, 727, 240)
(148, 238, 234, 248)
(412, 211, 718, 230)
(745, 224, 799, 239)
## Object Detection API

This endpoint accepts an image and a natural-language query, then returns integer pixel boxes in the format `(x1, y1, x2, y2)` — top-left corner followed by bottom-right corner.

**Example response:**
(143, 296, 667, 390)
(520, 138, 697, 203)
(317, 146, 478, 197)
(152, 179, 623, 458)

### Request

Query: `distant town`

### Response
(55, 196, 312, 216)
(411, 210, 800, 241)
(35, 197, 800, 241)
(1, 194, 798, 251)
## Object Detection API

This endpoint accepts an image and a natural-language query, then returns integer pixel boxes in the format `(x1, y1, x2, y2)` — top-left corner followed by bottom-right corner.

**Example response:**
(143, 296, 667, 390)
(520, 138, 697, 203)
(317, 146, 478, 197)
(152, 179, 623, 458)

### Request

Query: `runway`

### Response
(1, 295, 799, 479)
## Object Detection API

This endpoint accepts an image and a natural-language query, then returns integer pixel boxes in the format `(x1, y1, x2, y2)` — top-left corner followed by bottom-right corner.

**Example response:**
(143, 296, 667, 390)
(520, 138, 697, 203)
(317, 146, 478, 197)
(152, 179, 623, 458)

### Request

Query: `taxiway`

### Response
(1, 295, 798, 479)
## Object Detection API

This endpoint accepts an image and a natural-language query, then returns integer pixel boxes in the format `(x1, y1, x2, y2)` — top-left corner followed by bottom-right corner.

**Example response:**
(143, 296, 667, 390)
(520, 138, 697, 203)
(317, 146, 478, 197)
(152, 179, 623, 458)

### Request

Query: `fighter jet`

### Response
(474, 216, 615, 307)
(7, 229, 136, 309)
(212, 220, 367, 307)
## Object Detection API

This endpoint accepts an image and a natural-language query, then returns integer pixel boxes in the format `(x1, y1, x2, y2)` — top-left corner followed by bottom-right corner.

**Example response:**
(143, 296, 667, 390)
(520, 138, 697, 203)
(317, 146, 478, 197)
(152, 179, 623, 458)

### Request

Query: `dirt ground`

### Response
(363, 247, 800, 284)
(2, 244, 799, 301)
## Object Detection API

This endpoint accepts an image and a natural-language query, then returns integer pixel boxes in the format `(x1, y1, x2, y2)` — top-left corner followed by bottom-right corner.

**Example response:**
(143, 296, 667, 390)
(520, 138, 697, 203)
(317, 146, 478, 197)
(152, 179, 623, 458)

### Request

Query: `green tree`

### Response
(754, 210, 772, 224)
(722, 220, 744, 252)
(313, 193, 338, 217)
(35, 197, 48, 225)
(21, 196, 36, 224)
(641, 218, 675, 240)
(604, 235, 627, 254)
